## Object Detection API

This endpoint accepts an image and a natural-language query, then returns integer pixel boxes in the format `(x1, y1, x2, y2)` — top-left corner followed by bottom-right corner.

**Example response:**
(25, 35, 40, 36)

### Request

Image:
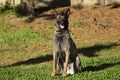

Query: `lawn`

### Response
(0, 6, 120, 80)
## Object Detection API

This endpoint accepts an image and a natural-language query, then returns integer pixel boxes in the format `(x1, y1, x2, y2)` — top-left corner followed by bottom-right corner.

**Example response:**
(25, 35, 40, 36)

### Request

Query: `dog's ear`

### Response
(54, 9, 58, 18)
(64, 8, 70, 18)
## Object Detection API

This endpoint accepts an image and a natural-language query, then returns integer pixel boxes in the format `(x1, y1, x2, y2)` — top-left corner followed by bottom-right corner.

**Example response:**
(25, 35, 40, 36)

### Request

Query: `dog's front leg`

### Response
(51, 51, 57, 77)
(63, 50, 70, 76)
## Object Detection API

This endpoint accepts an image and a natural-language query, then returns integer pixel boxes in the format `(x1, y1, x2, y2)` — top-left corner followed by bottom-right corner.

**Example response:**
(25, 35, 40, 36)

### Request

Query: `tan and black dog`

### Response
(51, 9, 81, 77)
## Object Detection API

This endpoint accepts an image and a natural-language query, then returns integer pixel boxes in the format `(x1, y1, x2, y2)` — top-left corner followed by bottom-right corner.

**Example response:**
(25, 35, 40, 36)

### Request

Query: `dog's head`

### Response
(54, 9, 70, 32)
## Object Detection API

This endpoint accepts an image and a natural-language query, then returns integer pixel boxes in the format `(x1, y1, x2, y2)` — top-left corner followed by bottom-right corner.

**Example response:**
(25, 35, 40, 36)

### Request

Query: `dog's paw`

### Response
(51, 72, 56, 77)
(62, 73, 67, 77)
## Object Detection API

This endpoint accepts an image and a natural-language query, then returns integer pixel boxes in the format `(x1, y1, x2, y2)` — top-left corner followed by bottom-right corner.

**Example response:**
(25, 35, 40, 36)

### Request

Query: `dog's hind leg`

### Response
(76, 56, 82, 73)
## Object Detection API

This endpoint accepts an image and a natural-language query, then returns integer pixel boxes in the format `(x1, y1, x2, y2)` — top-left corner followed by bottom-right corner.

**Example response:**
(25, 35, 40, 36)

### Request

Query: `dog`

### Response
(51, 8, 81, 77)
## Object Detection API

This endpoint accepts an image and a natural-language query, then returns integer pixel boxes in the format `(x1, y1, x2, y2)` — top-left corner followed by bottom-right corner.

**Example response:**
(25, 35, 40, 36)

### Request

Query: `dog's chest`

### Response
(56, 36, 64, 43)
(53, 35, 70, 52)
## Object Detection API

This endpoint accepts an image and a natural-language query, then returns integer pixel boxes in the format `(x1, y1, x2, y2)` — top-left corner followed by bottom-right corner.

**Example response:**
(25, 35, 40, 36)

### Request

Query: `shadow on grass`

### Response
(83, 61, 120, 72)
(1, 43, 119, 68)
(77, 43, 119, 57)
(0, 54, 52, 68)
(78, 42, 120, 72)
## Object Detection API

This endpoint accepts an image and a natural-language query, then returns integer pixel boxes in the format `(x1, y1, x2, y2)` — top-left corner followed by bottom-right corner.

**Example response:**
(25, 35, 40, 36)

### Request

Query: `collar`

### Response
(54, 30, 69, 36)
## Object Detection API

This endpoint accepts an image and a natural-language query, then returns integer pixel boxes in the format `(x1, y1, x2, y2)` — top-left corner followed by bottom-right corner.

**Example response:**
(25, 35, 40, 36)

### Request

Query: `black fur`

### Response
(52, 9, 81, 77)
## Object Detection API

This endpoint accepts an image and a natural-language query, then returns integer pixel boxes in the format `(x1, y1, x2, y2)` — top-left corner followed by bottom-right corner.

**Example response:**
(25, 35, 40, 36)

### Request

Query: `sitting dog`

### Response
(51, 9, 81, 77)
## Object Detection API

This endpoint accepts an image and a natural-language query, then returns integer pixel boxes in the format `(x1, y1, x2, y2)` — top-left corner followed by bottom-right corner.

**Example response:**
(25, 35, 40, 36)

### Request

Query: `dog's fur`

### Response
(51, 9, 81, 77)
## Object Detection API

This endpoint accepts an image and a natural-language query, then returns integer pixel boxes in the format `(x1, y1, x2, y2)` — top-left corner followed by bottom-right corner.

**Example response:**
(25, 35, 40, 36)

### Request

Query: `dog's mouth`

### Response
(56, 24, 66, 32)
(60, 25, 65, 29)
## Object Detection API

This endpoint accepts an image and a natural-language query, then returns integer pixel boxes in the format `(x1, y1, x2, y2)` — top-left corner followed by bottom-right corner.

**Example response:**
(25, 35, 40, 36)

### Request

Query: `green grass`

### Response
(0, 22, 52, 66)
(0, 23, 47, 50)
(0, 11, 120, 80)
(0, 56, 119, 80)
(0, 6, 23, 17)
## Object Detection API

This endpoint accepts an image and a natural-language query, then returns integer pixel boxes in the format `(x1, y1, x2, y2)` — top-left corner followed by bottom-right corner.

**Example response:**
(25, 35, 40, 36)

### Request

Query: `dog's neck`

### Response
(54, 30, 69, 36)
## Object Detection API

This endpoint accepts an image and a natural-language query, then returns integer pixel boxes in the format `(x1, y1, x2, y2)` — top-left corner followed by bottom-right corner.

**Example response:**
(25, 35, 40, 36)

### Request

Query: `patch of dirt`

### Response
(1, 6, 120, 43)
